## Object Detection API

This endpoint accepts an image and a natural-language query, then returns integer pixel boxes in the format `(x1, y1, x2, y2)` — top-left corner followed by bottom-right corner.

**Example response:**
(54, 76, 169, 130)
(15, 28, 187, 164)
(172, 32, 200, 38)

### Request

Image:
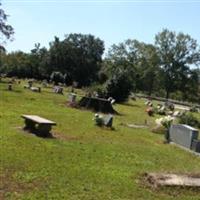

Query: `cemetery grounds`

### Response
(0, 80, 200, 200)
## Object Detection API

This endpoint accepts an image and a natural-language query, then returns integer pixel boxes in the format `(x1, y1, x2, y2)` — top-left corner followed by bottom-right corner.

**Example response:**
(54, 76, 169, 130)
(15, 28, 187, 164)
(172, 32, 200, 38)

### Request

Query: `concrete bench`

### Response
(21, 115, 56, 137)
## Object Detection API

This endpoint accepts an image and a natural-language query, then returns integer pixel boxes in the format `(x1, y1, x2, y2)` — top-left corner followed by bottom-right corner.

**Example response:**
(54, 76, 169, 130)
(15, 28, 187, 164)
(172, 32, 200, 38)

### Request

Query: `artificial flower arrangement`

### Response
(156, 116, 174, 129)
(93, 113, 104, 126)
(146, 107, 154, 116)
(155, 116, 175, 143)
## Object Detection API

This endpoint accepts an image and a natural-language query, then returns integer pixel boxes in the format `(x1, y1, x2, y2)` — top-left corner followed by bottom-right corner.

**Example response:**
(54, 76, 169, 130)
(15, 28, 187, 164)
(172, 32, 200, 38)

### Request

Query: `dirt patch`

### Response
(120, 123, 148, 129)
(17, 127, 79, 142)
(144, 173, 200, 188)
(0, 169, 43, 200)
(52, 131, 79, 141)
(16, 127, 54, 138)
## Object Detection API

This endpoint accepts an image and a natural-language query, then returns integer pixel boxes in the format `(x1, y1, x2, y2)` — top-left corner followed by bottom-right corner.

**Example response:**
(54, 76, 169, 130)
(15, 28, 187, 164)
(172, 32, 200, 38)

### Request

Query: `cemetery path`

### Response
(174, 104, 190, 111)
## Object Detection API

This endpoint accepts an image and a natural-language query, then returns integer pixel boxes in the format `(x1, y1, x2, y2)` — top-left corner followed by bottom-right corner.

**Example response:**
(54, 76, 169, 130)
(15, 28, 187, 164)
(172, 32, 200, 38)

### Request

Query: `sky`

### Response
(2, 0, 200, 54)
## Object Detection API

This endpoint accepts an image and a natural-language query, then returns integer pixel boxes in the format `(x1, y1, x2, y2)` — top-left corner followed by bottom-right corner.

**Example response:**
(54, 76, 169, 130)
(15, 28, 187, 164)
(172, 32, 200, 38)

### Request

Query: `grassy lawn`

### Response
(0, 81, 200, 200)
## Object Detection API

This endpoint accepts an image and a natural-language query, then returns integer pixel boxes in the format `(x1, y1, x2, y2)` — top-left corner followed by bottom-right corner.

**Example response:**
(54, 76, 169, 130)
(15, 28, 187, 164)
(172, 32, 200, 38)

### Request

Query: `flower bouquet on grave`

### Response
(146, 107, 154, 116)
(93, 113, 104, 127)
(155, 116, 174, 143)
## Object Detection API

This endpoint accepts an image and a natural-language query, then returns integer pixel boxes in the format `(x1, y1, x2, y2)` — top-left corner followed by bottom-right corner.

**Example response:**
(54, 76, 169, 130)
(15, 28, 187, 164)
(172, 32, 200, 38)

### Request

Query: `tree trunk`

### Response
(166, 89, 170, 99)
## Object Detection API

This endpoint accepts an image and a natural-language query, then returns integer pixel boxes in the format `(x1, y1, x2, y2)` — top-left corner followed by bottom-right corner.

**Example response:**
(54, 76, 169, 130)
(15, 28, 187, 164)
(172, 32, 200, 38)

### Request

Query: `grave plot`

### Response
(79, 96, 117, 114)
(145, 173, 200, 188)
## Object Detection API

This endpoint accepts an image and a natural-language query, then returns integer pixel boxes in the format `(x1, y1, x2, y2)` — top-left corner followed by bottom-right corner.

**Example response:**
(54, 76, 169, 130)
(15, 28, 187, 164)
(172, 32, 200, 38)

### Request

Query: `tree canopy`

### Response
(0, 2, 14, 50)
(1, 29, 200, 103)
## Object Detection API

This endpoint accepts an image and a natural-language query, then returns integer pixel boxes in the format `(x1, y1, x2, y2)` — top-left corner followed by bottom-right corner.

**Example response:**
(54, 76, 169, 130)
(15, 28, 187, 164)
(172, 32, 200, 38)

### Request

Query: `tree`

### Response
(29, 43, 50, 79)
(0, 3, 14, 48)
(49, 34, 104, 86)
(183, 69, 200, 102)
(104, 40, 142, 92)
(155, 29, 200, 99)
(134, 43, 160, 95)
(1, 51, 30, 77)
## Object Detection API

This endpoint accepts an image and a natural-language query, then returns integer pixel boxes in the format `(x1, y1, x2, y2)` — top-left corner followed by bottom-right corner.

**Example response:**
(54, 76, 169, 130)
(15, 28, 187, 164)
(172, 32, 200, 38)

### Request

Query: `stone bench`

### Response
(21, 115, 56, 137)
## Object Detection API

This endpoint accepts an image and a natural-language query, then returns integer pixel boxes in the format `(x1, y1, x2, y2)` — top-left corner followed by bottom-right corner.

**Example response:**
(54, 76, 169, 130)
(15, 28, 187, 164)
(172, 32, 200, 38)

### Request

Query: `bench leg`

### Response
(37, 124, 52, 137)
(24, 119, 36, 131)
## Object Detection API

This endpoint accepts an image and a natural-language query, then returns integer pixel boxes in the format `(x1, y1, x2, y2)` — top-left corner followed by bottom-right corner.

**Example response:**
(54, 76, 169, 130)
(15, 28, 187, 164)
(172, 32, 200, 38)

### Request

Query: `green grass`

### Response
(0, 81, 200, 200)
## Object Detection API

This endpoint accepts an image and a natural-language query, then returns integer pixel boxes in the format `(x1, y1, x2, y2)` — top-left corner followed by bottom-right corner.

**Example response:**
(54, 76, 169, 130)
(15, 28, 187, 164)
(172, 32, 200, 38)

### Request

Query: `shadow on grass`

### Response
(64, 102, 121, 115)
(121, 102, 141, 108)
(21, 127, 55, 139)
(2, 89, 22, 93)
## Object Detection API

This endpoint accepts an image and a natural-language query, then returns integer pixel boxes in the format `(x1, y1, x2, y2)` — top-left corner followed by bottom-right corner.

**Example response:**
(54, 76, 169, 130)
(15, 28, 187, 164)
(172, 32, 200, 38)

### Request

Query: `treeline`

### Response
(0, 29, 200, 103)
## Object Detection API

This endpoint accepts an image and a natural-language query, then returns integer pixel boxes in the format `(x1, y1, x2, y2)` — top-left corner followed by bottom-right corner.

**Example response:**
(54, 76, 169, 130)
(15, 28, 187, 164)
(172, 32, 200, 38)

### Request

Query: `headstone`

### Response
(68, 93, 76, 103)
(111, 99, 115, 105)
(191, 140, 200, 153)
(8, 84, 12, 91)
(53, 86, 63, 94)
(42, 80, 48, 87)
(28, 80, 33, 88)
(145, 101, 153, 107)
(103, 114, 113, 127)
(169, 124, 199, 149)
(73, 81, 78, 88)
(172, 110, 181, 117)
(108, 97, 116, 105)
(165, 101, 174, 111)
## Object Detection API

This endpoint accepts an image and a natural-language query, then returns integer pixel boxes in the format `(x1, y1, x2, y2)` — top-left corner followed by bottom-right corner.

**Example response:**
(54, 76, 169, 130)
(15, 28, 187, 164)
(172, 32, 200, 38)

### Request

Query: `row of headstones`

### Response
(68, 93, 114, 127)
(146, 99, 199, 114)
(145, 100, 186, 118)
(169, 124, 200, 153)
(23, 81, 64, 94)
(24, 81, 41, 92)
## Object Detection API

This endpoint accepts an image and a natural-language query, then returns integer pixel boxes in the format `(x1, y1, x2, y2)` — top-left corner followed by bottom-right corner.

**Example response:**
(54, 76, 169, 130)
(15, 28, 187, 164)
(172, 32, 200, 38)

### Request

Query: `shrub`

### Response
(85, 83, 106, 98)
(50, 71, 64, 85)
(190, 105, 198, 113)
(105, 69, 133, 102)
(98, 71, 108, 84)
(178, 113, 200, 128)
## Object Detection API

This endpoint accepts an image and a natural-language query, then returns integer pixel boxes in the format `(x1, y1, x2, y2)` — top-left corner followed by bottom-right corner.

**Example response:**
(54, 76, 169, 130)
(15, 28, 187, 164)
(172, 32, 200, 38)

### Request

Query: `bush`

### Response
(190, 105, 198, 113)
(85, 83, 106, 98)
(105, 69, 133, 102)
(178, 113, 200, 128)
(98, 71, 108, 84)
(50, 71, 64, 85)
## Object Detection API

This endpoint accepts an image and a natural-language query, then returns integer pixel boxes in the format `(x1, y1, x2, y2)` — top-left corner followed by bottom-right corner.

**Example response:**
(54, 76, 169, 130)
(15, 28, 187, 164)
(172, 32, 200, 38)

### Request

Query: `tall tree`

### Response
(0, 2, 14, 48)
(134, 43, 160, 95)
(155, 29, 200, 99)
(49, 34, 104, 86)
(104, 39, 141, 91)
